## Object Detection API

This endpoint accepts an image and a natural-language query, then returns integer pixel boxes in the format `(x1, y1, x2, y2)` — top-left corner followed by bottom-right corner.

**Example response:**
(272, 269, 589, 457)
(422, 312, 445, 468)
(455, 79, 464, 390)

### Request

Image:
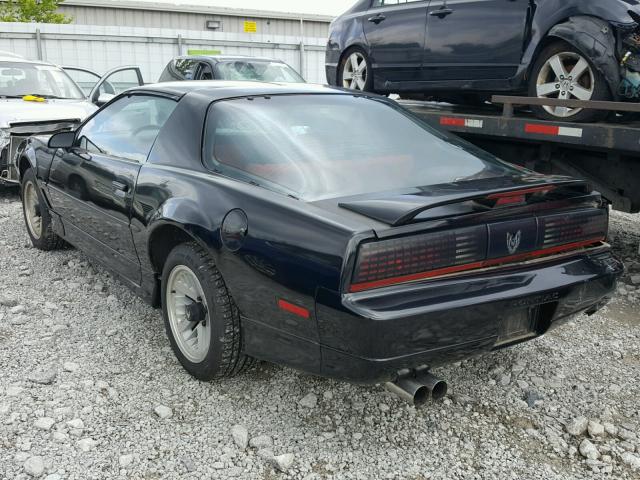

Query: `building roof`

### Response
(62, 0, 336, 23)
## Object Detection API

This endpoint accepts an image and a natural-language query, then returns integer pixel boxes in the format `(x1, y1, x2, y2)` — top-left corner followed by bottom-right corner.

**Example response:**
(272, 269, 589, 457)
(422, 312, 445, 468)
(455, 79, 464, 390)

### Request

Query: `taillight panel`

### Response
(541, 210, 609, 248)
(353, 226, 486, 286)
(349, 209, 608, 293)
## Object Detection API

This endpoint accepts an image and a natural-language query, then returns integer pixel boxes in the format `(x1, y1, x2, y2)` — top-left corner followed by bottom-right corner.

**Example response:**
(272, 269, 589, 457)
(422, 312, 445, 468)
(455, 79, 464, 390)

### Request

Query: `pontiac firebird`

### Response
(17, 82, 622, 402)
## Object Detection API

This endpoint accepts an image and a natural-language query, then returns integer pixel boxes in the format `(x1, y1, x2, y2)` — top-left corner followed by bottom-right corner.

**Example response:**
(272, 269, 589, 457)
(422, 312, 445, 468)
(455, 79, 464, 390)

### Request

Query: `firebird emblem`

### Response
(506, 230, 522, 255)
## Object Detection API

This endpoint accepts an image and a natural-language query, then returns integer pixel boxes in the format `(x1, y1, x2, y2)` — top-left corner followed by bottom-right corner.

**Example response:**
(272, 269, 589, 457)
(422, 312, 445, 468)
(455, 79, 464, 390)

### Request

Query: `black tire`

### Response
(528, 41, 611, 122)
(161, 242, 254, 381)
(20, 168, 65, 251)
(337, 46, 374, 92)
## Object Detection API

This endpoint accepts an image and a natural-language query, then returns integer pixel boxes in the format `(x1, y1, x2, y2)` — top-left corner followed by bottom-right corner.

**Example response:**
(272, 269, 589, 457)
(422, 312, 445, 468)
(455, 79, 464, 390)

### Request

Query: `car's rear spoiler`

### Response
(339, 179, 591, 226)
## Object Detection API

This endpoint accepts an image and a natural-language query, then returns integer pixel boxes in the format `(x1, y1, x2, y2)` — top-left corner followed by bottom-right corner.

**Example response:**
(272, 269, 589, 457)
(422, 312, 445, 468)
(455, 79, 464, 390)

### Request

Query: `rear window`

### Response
(203, 95, 519, 200)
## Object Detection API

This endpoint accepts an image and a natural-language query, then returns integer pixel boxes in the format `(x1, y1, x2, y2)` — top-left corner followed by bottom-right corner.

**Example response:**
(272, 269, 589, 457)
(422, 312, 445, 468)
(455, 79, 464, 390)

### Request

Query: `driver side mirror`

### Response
(48, 131, 76, 149)
(95, 93, 115, 106)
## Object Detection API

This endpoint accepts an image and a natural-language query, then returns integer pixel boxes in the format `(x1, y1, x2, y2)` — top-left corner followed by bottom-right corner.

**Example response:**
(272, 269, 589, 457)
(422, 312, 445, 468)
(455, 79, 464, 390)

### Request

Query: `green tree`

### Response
(0, 0, 72, 24)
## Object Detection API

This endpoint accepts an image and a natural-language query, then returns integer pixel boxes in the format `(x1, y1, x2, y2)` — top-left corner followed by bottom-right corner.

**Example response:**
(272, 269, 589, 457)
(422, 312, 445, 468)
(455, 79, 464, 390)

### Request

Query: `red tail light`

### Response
(541, 210, 609, 248)
(349, 209, 608, 293)
(352, 226, 487, 289)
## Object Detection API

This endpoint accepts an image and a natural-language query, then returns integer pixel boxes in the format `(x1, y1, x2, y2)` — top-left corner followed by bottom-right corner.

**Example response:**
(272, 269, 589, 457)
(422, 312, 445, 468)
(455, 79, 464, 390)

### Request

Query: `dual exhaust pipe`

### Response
(385, 369, 447, 407)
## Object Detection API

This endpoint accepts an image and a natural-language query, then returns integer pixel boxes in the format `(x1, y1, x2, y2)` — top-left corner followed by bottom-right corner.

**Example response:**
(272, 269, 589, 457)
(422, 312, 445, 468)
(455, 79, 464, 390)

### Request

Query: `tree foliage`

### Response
(0, 0, 72, 24)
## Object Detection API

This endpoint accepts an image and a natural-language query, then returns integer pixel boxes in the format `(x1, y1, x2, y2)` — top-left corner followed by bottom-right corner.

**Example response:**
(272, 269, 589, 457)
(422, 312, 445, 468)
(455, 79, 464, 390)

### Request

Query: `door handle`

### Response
(368, 14, 386, 24)
(429, 8, 453, 18)
(112, 181, 129, 197)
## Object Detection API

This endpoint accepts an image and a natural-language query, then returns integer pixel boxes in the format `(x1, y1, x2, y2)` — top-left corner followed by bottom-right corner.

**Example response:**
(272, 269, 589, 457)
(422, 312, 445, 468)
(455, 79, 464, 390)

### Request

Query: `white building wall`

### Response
(0, 22, 328, 84)
(59, 4, 332, 38)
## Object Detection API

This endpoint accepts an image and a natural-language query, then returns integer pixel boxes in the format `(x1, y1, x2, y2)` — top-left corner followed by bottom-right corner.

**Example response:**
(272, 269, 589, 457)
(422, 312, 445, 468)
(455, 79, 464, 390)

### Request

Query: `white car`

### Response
(0, 53, 143, 185)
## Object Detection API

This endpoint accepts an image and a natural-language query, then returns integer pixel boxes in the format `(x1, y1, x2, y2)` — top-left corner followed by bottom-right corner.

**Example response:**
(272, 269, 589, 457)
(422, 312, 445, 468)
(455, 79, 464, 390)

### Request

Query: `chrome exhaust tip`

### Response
(416, 371, 448, 401)
(385, 369, 448, 406)
(384, 377, 430, 407)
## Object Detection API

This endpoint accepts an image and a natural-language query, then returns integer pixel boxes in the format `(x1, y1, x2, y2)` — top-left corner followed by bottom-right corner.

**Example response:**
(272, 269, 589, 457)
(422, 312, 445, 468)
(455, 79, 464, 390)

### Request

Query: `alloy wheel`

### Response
(166, 264, 211, 363)
(536, 52, 595, 118)
(23, 180, 42, 240)
(342, 52, 368, 90)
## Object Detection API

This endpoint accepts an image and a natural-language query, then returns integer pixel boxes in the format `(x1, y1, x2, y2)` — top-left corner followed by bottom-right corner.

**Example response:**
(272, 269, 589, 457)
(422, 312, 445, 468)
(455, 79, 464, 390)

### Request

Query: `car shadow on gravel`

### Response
(0, 184, 19, 199)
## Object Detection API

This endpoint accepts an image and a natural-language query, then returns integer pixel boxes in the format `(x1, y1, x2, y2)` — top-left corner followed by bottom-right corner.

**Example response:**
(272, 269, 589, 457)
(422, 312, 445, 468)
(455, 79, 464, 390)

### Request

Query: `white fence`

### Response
(0, 22, 328, 84)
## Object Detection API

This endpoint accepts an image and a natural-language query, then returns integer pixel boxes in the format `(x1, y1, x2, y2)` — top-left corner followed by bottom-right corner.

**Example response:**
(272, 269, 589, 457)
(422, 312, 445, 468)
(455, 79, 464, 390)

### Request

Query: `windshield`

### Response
(215, 61, 305, 83)
(0, 61, 85, 99)
(204, 95, 521, 201)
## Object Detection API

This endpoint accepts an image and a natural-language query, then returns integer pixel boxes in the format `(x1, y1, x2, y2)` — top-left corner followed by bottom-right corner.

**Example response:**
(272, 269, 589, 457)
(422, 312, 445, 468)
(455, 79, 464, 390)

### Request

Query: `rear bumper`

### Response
(316, 249, 623, 383)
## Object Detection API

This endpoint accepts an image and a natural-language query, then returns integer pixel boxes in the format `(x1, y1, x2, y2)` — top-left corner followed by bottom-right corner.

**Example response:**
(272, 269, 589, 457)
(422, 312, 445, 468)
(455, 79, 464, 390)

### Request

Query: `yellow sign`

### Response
(243, 21, 257, 33)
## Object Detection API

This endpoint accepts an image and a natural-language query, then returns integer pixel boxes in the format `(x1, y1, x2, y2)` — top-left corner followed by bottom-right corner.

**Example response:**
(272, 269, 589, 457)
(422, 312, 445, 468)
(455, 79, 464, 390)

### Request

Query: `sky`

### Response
(160, 0, 356, 16)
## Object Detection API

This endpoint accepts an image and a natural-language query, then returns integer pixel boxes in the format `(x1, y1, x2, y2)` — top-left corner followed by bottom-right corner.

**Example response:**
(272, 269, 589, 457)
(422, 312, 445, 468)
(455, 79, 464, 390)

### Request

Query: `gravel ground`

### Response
(1, 186, 639, 480)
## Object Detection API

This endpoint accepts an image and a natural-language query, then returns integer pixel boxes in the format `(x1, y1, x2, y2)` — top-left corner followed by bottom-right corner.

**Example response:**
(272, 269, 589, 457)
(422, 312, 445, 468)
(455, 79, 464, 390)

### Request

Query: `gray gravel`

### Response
(1, 187, 639, 479)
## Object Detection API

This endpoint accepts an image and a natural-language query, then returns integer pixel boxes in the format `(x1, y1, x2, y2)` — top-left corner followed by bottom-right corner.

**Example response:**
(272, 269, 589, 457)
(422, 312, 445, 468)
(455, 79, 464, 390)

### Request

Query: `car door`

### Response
(62, 66, 102, 96)
(362, 0, 430, 83)
(47, 93, 178, 283)
(88, 66, 145, 105)
(423, 0, 531, 81)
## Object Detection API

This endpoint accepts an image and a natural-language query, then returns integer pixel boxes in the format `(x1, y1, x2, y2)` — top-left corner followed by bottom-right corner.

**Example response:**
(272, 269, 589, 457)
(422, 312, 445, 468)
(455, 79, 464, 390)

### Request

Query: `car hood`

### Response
(0, 98, 97, 129)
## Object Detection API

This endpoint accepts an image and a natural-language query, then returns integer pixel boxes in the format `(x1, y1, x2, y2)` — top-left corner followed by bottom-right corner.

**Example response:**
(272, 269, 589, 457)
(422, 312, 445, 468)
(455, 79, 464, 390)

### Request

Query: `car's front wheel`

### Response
(161, 242, 254, 381)
(21, 168, 65, 251)
(338, 47, 373, 92)
(528, 41, 611, 122)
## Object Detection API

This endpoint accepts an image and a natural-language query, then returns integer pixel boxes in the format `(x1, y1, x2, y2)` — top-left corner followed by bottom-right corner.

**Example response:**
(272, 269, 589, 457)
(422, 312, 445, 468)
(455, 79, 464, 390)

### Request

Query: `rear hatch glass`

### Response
(202, 94, 523, 201)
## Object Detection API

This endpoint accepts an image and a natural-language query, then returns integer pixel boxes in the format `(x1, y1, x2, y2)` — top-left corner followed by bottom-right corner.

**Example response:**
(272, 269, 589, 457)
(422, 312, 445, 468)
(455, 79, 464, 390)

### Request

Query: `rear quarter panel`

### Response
(132, 166, 358, 370)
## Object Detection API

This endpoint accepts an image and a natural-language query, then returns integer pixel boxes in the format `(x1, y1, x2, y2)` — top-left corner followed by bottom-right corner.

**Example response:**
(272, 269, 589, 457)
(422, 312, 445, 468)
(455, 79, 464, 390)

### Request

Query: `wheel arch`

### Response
(338, 43, 370, 70)
(528, 16, 620, 98)
(17, 142, 37, 181)
(147, 221, 217, 278)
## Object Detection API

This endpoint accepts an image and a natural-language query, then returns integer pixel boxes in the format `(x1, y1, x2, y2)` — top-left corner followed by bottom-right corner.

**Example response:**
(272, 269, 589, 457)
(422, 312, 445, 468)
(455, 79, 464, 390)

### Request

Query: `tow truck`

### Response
(401, 96, 640, 213)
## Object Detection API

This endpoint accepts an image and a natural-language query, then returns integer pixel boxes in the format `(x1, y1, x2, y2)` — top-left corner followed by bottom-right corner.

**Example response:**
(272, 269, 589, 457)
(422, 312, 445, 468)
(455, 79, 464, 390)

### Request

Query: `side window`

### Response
(78, 95, 177, 162)
(198, 63, 214, 80)
(64, 68, 102, 95)
(95, 69, 141, 98)
(173, 59, 199, 80)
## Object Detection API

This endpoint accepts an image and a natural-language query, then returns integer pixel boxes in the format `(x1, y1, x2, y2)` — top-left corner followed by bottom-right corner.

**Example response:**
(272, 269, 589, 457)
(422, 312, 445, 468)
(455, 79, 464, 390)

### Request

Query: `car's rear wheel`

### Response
(338, 47, 373, 92)
(161, 242, 254, 381)
(21, 168, 65, 251)
(528, 41, 611, 122)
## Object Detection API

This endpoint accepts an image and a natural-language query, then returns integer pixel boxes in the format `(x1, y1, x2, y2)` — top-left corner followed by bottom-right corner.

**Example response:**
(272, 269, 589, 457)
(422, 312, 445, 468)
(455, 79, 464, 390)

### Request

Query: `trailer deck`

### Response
(401, 96, 640, 213)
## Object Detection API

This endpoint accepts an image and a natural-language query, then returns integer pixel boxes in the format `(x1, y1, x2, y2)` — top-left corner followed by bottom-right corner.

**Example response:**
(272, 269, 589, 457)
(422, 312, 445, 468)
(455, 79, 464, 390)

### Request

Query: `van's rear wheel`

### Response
(161, 242, 254, 380)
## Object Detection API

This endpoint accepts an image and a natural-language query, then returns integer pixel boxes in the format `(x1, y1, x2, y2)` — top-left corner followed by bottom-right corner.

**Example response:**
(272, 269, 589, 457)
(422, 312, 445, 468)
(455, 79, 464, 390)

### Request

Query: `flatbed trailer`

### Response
(400, 95, 640, 213)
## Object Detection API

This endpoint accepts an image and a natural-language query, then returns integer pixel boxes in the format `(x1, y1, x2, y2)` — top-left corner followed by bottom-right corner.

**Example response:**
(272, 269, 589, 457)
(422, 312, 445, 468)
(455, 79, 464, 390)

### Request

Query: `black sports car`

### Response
(326, 0, 640, 122)
(18, 82, 622, 405)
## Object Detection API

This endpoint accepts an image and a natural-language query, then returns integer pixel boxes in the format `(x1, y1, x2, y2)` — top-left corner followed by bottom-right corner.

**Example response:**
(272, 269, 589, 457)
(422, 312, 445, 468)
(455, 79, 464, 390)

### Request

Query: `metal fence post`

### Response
(299, 18, 305, 80)
(177, 34, 183, 55)
(35, 28, 43, 60)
